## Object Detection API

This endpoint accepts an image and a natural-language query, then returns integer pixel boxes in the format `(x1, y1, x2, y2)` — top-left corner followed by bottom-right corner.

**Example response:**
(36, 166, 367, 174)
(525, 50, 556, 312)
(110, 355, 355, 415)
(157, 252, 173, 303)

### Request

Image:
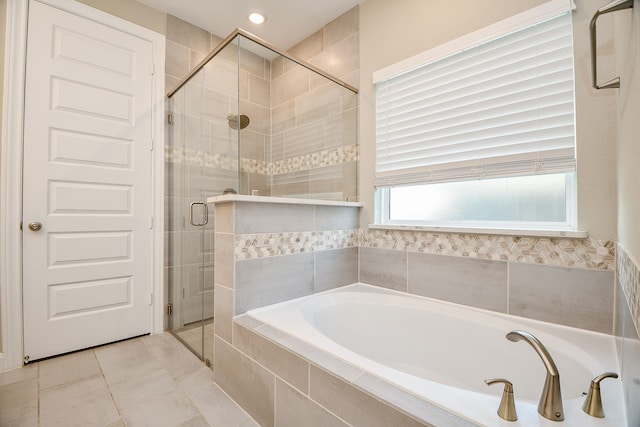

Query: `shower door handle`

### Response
(189, 202, 209, 226)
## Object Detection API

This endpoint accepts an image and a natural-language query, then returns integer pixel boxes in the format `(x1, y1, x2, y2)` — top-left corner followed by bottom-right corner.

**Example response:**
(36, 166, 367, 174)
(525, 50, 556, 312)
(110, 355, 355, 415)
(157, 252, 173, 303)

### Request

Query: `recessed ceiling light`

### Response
(248, 12, 267, 25)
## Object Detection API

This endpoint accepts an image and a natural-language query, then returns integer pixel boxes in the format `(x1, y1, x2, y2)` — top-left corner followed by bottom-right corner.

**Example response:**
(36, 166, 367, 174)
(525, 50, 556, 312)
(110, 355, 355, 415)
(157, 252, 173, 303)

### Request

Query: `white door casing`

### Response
(21, 0, 162, 361)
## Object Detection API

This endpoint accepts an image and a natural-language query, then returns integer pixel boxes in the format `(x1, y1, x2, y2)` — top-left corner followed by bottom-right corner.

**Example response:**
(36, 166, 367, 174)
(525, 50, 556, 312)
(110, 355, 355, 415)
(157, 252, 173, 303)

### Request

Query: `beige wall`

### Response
(359, 0, 618, 240)
(0, 0, 6, 159)
(75, 0, 166, 35)
(616, 6, 640, 262)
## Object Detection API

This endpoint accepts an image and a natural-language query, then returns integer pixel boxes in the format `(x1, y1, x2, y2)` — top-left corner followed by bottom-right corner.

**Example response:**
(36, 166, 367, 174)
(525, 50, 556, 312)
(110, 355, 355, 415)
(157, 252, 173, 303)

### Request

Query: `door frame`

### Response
(0, 0, 165, 371)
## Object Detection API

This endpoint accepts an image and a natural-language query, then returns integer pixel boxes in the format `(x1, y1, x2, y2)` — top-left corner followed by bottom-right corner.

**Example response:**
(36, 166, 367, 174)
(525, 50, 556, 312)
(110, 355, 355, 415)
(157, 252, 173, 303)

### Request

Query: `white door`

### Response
(23, 1, 155, 361)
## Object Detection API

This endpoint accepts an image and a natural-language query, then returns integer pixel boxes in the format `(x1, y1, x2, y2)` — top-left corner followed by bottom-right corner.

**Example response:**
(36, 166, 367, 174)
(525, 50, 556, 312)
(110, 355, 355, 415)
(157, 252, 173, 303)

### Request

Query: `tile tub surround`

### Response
(215, 315, 474, 427)
(616, 244, 640, 427)
(210, 196, 628, 425)
(361, 246, 615, 334)
(224, 218, 617, 332)
(212, 197, 361, 318)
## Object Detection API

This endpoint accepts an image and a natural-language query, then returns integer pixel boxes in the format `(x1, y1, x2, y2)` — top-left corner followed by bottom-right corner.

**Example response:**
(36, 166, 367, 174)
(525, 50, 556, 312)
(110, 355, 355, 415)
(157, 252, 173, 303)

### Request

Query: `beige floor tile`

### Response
(39, 349, 102, 389)
(40, 376, 119, 427)
(1, 334, 255, 427)
(0, 378, 38, 427)
(110, 369, 200, 427)
(178, 414, 212, 426)
(94, 338, 162, 386)
(142, 332, 204, 380)
(175, 322, 214, 365)
(178, 367, 255, 427)
(0, 362, 38, 387)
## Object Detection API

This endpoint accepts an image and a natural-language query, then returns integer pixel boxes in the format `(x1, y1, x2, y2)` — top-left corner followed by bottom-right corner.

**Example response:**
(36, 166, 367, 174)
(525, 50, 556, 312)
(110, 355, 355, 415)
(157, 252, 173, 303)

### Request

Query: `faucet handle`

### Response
(582, 372, 619, 418)
(485, 378, 518, 422)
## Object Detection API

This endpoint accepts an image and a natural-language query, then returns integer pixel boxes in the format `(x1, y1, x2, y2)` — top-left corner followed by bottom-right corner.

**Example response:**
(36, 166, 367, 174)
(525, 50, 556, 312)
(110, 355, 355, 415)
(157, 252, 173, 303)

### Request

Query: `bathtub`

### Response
(246, 283, 627, 426)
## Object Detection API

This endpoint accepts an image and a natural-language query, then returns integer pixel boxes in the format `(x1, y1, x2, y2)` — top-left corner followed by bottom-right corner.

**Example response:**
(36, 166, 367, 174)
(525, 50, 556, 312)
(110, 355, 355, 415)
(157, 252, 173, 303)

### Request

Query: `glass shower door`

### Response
(166, 40, 239, 366)
(166, 71, 213, 365)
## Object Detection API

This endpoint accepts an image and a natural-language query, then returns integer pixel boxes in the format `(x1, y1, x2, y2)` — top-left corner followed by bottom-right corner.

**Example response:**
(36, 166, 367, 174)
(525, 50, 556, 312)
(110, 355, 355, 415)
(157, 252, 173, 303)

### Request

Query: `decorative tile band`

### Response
(617, 244, 639, 335)
(235, 229, 359, 260)
(361, 229, 615, 271)
(165, 146, 240, 171)
(234, 227, 615, 271)
(270, 144, 358, 175)
(165, 144, 358, 176)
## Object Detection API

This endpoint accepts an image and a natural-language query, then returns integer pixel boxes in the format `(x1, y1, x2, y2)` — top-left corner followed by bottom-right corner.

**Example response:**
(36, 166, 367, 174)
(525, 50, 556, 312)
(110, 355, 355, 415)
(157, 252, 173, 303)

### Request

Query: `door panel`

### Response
(22, 1, 154, 361)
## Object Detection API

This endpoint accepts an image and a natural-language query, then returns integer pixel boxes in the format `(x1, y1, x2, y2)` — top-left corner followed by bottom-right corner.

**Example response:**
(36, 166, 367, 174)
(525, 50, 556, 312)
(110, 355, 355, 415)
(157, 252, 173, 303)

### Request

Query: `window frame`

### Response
(372, 0, 581, 235)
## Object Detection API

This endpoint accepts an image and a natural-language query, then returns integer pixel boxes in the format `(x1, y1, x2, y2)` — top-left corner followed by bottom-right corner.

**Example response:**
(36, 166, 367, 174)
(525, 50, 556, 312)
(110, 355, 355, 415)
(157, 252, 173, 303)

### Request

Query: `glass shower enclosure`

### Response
(165, 29, 358, 365)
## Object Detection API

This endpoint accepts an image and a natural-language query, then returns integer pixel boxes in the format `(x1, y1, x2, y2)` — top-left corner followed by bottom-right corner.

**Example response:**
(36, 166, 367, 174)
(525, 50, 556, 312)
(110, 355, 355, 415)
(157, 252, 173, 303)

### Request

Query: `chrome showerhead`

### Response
(227, 114, 250, 130)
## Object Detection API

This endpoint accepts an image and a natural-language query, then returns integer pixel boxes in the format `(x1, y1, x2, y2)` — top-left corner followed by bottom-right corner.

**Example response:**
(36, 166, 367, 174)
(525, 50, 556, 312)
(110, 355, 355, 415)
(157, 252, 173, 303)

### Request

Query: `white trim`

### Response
(373, 0, 576, 83)
(207, 194, 363, 207)
(368, 224, 589, 239)
(0, 0, 165, 371)
(0, 0, 29, 372)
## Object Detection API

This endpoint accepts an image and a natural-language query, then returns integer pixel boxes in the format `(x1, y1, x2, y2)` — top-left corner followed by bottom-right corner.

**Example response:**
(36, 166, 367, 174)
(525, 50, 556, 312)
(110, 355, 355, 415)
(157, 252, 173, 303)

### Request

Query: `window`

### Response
(374, 1, 577, 231)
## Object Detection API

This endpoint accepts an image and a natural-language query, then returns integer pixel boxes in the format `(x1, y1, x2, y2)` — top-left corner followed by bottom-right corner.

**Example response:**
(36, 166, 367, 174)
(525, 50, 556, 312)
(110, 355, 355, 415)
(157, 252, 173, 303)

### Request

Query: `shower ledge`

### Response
(207, 194, 362, 208)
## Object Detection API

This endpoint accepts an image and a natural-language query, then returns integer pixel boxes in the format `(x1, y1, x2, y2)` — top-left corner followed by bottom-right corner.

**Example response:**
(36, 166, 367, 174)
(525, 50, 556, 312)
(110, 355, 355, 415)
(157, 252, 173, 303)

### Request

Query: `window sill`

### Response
(369, 224, 589, 239)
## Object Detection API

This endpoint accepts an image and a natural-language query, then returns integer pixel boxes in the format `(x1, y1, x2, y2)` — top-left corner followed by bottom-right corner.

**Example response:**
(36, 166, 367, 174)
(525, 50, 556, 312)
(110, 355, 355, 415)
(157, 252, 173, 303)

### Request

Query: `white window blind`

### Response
(375, 10, 575, 188)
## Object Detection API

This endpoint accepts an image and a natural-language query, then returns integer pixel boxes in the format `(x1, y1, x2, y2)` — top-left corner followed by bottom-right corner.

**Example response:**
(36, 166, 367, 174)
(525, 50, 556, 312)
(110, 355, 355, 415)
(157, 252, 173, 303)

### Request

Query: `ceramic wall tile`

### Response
(275, 379, 348, 427)
(359, 247, 407, 292)
(408, 253, 508, 312)
(509, 263, 614, 333)
(315, 248, 359, 292)
(214, 337, 275, 427)
(324, 6, 359, 49)
(235, 253, 315, 313)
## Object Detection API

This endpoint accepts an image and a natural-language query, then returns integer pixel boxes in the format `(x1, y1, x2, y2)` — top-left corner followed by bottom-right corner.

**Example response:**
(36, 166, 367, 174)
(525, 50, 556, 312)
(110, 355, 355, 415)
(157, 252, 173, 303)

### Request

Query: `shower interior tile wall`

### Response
(269, 6, 359, 200)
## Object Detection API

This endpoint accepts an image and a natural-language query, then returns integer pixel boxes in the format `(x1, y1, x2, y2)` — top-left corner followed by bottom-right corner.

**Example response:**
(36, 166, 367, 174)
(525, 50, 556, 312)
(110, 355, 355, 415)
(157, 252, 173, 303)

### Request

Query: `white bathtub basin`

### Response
(246, 283, 627, 426)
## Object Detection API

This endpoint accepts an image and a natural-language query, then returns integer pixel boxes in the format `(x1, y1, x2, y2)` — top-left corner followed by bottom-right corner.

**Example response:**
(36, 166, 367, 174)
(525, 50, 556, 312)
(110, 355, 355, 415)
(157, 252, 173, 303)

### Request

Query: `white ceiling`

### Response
(137, 0, 362, 50)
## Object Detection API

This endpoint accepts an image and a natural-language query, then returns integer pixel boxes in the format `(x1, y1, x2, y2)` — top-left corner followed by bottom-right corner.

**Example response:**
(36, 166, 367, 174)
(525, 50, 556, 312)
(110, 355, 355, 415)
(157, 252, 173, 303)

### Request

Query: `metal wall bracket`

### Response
(590, 0, 634, 89)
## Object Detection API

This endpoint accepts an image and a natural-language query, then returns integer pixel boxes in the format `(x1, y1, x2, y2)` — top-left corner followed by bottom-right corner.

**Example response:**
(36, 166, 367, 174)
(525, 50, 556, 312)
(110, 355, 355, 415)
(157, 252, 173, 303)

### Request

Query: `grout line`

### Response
(93, 348, 124, 424)
(506, 261, 510, 314)
(36, 362, 40, 427)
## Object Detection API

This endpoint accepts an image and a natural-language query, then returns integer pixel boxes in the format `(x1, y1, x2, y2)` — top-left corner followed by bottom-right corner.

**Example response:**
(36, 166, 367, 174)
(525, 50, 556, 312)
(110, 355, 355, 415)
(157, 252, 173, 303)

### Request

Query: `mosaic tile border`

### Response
(270, 144, 358, 175)
(235, 229, 359, 260)
(361, 229, 615, 271)
(165, 146, 240, 171)
(617, 244, 640, 335)
(235, 228, 615, 271)
(165, 144, 358, 176)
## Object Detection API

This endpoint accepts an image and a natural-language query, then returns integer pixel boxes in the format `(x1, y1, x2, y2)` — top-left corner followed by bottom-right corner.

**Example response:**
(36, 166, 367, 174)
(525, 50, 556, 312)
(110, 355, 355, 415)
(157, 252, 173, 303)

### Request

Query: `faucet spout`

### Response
(506, 330, 564, 421)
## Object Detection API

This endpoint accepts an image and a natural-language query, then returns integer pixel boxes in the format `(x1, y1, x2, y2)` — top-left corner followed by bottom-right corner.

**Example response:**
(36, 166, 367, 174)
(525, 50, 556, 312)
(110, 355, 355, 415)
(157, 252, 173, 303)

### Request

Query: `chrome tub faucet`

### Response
(506, 330, 564, 422)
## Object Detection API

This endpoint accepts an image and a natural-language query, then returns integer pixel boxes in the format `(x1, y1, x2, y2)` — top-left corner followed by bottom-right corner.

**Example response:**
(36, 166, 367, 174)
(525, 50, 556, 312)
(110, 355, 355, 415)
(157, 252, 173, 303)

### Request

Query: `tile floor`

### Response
(175, 322, 215, 366)
(0, 333, 258, 427)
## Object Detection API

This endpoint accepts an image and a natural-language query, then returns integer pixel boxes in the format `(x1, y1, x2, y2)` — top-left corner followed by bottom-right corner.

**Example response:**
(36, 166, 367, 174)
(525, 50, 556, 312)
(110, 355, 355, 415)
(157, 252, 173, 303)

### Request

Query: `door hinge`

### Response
(149, 293, 153, 305)
(167, 113, 174, 125)
(166, 303, 173, 315)
(150, 62, 155, 75)
(150, 138, 154, 151)
(149, 216, 154, 229)
(19, 221, 23, 231)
